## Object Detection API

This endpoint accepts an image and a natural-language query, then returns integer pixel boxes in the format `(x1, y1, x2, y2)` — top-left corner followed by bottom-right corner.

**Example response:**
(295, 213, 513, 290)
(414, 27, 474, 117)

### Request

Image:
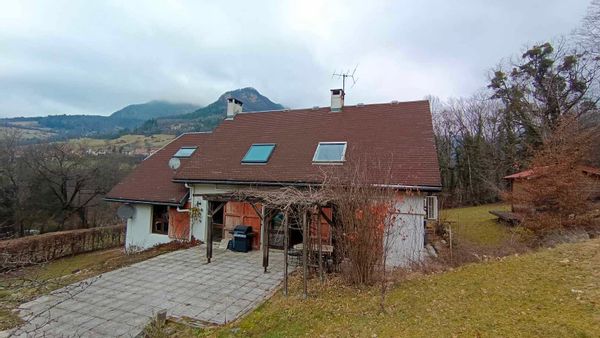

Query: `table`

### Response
(292, 243, 334, 253)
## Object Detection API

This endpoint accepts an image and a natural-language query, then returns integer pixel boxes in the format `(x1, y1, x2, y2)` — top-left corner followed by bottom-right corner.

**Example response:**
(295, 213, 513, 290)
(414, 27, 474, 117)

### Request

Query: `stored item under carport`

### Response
(229, 225, 254, 252)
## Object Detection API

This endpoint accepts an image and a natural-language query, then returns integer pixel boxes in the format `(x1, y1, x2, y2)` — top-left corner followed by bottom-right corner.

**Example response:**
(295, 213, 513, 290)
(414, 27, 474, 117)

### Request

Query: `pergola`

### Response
(195, 188, 335, 297)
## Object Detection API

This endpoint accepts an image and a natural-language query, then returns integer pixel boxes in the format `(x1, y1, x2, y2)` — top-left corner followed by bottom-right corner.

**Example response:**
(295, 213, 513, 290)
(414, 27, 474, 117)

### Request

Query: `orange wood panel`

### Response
(224, 201, 262, 249)
(168, 203, 190, 240)
(310, 207, 332, 244)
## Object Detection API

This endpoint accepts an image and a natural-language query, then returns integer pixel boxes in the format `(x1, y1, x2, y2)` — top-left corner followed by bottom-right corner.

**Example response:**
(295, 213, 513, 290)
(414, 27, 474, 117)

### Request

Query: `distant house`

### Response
(105, 89, 441, 267)
(504, 165, 600, 212)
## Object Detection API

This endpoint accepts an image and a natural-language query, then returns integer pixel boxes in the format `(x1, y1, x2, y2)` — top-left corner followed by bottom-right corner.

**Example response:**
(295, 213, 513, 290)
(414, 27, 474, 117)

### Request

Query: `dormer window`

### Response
(313, 142, 347, 163)
(173, 147, 197, 158)
(242, 143, 276, 164)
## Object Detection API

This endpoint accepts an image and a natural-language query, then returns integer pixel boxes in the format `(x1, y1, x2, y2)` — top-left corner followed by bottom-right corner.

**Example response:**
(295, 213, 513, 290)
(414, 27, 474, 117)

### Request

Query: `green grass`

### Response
(441, 203, 511, 246)
(0, 126, 55, 139)
(156, 203, 597, 337)
(195, 238, 600, 337)
(0, 245, 183, 330)
(69, 134, 175, 149)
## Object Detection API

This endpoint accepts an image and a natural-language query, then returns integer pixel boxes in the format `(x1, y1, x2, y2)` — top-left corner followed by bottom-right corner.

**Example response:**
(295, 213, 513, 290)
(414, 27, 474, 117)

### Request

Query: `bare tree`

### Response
(431, 93, 509, 206)
(508, 115, 599, 238)
(489, 41, 599, 146)
(577, 0, 600, 56)
(0, 129, 31, 238)
(24, 143, 108, 228)
(236, 156, 412, 312)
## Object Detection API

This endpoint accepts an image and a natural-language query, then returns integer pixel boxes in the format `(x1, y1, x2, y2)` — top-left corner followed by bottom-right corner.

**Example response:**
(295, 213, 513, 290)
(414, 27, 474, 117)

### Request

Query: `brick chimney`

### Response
(330, 89, 344, 112)
(226, 98, 243, 119)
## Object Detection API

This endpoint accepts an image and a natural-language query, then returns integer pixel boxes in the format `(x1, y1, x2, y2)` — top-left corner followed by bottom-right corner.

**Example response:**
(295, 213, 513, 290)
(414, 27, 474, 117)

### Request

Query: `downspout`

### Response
(178, 184, 193, 213)
(173, 183, 193, 241)
(186, 183, 193, 241)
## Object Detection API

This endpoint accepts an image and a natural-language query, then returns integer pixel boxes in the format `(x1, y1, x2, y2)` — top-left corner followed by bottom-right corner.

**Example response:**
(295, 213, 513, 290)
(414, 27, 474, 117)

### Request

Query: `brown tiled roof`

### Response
(174, 101, 441, 189)
(105, 132, 211, 205)
(505, 165, 600, 180)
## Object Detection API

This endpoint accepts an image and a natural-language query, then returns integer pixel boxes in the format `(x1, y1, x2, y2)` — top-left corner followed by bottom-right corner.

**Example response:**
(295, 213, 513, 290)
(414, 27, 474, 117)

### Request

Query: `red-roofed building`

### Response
(106, 90, 441, 267)
(504, 165, 600, 212)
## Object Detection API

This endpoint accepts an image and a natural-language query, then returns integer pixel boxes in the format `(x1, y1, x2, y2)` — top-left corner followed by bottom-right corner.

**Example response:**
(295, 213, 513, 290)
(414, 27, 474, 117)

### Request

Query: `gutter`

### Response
(173, 179, 443, 192)
(103, 197, 184, 207)
(104, 192, 189, 207)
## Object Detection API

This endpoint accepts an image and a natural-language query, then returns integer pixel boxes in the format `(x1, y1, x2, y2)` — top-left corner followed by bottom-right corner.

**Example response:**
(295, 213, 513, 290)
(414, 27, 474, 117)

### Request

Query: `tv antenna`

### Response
(332, 65, 359, 92)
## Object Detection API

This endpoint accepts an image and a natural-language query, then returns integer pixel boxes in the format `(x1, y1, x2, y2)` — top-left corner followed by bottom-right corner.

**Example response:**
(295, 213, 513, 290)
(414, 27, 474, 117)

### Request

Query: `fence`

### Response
(0, 225, 125, 271)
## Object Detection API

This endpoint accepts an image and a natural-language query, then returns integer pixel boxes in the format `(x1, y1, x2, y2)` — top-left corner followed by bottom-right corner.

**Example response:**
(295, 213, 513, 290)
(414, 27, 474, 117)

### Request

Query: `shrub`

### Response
(0, 225, 125, 271)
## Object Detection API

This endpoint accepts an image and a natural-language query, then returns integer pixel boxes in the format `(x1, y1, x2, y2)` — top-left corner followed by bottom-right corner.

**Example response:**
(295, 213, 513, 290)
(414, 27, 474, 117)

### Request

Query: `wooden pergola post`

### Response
(316, 205, 323, 283)
(205, 201, 225, 264)
(283, 208, 289, 296)
(206, 201, 213, 264)
(302, 209, 308, 299)
(261, 205, 270, 273)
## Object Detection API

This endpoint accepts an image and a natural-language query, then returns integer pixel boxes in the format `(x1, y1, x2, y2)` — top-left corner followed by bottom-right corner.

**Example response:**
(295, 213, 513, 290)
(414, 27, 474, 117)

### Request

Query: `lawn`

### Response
(0, 244, 184, 330)
(160, 203, 598, 337)
(441, 203, 512, 246)
(192, 238, 599, 338)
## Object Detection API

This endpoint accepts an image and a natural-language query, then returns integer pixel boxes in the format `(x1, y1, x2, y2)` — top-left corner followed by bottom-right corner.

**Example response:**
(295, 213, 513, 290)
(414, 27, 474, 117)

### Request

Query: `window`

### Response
(425, 196, 438, 220)
(152, 205, 169, 234)
(173, 146, 197, 158)
(313, 142, 347, 163)
(242, 144, 276, 163)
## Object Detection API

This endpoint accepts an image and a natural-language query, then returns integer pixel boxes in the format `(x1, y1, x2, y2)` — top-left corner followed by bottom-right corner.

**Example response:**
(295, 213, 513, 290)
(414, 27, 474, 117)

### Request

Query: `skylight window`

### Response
(173, 147, 197, 158)
(242, 144, 276, 163)
(313, 142, 347, 163)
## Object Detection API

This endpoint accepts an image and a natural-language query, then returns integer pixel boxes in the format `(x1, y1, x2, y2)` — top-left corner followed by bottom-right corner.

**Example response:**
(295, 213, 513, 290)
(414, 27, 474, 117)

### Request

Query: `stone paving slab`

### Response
(9, 246, 285, 337)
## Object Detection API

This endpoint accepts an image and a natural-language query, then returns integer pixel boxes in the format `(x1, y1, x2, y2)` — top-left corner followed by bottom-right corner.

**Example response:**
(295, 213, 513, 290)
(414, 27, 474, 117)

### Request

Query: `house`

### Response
(105, 89, 441, 267)
(504, 165, 600, 213)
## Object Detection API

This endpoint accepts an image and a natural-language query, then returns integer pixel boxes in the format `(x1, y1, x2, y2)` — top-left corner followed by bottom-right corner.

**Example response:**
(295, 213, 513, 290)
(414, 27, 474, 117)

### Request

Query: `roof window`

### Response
(313, 142, 347, 163)
(242, 144, 276, 163)
(173, 146, 197, 158)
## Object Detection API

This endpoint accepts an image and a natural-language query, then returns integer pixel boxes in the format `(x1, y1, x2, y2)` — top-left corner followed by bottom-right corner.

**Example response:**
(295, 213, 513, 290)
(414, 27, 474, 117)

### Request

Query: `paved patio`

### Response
(11, 246, 285, 337)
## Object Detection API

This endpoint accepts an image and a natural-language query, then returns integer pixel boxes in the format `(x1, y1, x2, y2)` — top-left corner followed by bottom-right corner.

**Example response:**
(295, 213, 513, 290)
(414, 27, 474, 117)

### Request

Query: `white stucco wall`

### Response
(385, 194, 426, 267)
(189, 184, 235, 243)
(125, 204, 172, 251)
(166, 184, 427, 266)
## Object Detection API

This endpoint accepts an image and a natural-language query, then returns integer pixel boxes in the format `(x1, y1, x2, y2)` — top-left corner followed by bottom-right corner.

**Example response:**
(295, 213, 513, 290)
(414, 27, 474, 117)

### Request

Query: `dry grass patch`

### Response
(178, 238, 600, 337)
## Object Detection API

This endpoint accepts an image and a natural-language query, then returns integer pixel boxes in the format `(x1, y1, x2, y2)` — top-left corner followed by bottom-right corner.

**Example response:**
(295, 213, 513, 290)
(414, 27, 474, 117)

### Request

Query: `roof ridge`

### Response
(235, 99, 430, 116)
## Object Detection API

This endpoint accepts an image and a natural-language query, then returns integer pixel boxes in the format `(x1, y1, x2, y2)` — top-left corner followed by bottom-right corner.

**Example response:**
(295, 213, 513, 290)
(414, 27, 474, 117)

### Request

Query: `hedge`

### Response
(0, 225, 125, 271)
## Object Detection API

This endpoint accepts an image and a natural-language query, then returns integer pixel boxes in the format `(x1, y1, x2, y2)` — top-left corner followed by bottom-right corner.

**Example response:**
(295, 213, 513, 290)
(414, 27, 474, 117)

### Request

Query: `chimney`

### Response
(226, 98, 243, 119)
(330, 89, 344, 112)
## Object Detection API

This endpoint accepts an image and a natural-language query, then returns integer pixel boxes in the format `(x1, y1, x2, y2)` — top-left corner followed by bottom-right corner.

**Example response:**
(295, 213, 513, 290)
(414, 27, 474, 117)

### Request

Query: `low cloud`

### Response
(0, 0, 589, 117)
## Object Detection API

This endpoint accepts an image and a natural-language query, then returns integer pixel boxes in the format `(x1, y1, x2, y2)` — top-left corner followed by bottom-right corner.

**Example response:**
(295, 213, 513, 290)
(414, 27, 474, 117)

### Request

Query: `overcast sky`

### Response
(0, 0, 591, 117)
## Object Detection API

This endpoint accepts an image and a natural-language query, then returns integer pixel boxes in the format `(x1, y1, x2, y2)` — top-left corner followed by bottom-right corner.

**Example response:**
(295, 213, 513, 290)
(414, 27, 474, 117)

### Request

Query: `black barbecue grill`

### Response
(229, 225, 255, 252)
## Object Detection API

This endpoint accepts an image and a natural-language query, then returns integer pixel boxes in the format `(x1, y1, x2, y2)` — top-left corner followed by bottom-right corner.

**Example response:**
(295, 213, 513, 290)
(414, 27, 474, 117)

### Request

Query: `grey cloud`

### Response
(0, 0, 590, 117)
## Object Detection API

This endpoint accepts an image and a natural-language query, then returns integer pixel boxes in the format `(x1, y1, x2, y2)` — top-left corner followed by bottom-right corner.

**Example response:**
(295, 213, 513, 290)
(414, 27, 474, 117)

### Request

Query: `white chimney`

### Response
(330, 89, 344, 112)
(226, 98, 243, 119)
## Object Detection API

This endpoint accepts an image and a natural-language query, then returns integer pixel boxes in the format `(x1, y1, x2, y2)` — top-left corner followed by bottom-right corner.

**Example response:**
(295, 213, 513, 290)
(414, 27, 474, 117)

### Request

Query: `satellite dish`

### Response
(168, 157, 181, 170)
(117, 204, 135, 219)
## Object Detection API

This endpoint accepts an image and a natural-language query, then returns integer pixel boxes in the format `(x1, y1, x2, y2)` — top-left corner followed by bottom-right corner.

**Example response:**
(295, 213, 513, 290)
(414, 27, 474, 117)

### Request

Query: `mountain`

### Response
(175, 87, 284, 120)
(110, 100, 200, 120)
(1, 88, 284, 139)
(135, 87, 285, 134)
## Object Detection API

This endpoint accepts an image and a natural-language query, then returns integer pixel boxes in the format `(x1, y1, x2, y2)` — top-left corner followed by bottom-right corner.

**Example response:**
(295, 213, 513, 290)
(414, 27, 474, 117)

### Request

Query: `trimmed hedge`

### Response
(0, 225, 125, 271)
